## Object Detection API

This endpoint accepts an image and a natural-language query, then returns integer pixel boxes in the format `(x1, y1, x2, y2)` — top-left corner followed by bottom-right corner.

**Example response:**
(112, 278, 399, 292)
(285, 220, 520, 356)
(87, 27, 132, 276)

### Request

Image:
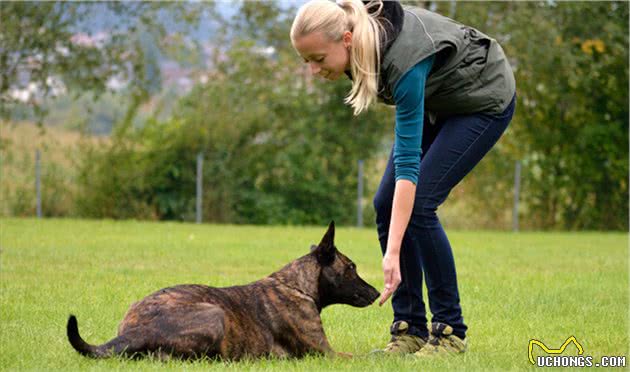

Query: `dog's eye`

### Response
(348, 263, 356, 271)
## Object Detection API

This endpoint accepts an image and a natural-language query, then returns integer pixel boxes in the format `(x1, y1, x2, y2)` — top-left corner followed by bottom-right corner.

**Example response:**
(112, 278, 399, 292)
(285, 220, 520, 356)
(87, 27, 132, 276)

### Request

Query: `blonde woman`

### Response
(291, 0, 515, 356)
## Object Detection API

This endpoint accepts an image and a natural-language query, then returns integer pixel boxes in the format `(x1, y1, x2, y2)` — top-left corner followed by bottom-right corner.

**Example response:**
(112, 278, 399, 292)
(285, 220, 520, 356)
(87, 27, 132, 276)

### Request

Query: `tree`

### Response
(417, 1, 629, 230)
(0, 2, 210, 123)
(75, 1, 392, 224)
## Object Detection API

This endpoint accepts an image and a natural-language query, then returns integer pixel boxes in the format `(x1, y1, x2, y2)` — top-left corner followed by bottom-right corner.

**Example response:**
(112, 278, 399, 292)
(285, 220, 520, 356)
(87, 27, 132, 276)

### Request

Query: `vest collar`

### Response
(345, 0, 404, 80)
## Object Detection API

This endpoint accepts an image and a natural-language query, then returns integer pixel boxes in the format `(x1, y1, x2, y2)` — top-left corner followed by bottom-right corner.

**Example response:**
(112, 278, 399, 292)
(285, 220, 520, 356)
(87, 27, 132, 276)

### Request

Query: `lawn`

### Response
(1, 218, 628, 371)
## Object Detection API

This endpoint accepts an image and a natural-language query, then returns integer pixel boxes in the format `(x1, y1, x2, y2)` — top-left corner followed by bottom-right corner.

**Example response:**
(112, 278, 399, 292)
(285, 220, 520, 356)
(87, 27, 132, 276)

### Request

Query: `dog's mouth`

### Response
(353, 290, 380, 307)
(368, 290, 380, 304)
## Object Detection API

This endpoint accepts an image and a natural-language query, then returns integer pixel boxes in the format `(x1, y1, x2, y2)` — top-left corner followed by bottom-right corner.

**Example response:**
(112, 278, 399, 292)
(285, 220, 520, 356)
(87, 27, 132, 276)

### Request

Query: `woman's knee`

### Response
(411, 198, 439, 225)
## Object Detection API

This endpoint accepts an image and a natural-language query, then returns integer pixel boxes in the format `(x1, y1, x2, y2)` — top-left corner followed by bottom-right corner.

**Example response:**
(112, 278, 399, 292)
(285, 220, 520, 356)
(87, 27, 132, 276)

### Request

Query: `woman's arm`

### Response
(379, 179, 415, 305)
(379, 56, 433, 305)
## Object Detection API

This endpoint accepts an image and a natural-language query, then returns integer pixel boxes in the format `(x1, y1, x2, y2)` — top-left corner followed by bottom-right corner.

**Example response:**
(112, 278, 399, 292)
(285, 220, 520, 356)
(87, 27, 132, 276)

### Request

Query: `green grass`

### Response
(1, 218, 628, 371)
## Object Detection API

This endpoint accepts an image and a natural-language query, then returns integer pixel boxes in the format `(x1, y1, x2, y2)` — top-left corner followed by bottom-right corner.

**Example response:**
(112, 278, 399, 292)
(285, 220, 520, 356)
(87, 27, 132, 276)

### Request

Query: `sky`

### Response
(72, 1, 308, 43)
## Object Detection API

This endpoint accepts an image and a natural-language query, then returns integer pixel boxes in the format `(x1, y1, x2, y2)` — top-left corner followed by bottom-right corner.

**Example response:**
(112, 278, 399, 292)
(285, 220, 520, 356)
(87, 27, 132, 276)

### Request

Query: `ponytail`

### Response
(338, 0, 383, 115)
(291, 0, 384, 116)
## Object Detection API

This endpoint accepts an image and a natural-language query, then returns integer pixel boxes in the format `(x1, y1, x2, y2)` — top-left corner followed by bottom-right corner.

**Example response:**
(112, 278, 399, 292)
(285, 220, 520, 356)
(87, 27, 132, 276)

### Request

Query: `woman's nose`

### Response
(309, 62, 321, 74)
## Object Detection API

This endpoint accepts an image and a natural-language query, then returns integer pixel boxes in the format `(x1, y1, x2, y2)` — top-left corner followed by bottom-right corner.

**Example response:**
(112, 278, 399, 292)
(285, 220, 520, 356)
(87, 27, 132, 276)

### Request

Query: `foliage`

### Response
(508, 2, 629, 230)
(415, 1, 629, 230)
(0, 122, 80, 217)
(3, 1, 628, 230)
(0, 2, 209, 123)
(75, 2, 391, 224)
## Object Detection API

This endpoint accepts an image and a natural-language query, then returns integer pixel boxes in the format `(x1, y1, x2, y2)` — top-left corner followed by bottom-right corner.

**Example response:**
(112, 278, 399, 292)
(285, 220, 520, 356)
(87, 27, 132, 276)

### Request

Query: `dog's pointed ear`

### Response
(314, 221, 336, 266)
(320, 220, 335, 246)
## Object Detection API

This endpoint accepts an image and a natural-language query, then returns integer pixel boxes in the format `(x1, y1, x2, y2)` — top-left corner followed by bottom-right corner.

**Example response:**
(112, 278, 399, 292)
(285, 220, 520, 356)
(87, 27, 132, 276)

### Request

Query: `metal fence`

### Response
(31, 149, 524, 231)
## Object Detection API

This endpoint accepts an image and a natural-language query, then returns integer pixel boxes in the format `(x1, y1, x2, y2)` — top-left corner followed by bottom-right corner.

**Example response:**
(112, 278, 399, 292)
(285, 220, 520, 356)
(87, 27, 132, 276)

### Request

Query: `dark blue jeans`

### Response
(373, 96, 516, 340)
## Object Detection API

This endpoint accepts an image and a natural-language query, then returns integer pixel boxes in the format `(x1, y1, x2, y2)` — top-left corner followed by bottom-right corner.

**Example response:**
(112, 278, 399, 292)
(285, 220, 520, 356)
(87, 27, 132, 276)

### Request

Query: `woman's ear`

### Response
(342, 30, 353, 48)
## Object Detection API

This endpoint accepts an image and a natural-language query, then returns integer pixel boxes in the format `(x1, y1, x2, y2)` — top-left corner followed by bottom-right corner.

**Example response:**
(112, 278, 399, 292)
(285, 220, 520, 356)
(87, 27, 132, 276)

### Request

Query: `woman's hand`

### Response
(379, 251, 401, 306)
(379, 179, 415, 306)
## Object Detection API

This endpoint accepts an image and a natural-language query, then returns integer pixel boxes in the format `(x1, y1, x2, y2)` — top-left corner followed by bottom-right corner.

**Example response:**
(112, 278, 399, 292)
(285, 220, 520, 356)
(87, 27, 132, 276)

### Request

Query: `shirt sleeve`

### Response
(393, 55, 434, 184)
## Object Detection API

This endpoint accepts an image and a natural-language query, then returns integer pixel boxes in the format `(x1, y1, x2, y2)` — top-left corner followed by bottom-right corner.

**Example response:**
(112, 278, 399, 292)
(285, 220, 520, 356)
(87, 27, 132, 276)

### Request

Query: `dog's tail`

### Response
(67, 315, 126, 358)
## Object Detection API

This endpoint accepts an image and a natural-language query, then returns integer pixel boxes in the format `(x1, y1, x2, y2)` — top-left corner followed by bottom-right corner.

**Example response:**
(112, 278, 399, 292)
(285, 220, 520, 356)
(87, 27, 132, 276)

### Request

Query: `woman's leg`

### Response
(373, 113, 445, 340)
(374, 147, 429, 340)
(409, 97, 516, 339)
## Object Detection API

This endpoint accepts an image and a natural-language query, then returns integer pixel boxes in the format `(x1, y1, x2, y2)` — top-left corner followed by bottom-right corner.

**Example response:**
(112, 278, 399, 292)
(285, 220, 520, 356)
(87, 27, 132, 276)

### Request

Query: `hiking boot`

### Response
(373, 321, 427, 355)
(414, 322, 467, 356)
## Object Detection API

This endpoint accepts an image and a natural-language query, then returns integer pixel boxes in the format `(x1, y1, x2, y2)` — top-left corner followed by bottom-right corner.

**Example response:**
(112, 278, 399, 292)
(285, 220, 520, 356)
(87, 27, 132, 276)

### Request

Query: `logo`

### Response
(528, 336, 584, 364)
(528, 336, 626, 368)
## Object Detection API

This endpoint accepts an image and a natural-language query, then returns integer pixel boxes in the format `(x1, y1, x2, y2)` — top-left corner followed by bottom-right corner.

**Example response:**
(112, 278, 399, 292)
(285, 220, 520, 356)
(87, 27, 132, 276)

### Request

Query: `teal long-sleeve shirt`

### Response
(393, 55, 434, 185)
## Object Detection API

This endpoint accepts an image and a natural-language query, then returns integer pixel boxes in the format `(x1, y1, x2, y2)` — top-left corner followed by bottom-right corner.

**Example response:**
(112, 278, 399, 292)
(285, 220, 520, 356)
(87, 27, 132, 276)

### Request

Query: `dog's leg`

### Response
(287, 318, 339, 357)
(143, 303, 226, 359)
(292, 324, 354, 358)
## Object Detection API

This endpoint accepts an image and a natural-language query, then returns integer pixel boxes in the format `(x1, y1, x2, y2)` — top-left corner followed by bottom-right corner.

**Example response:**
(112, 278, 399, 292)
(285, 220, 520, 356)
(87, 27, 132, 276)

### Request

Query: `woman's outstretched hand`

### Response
(379, 251, 401, 306)
(379, 179, 415, 306)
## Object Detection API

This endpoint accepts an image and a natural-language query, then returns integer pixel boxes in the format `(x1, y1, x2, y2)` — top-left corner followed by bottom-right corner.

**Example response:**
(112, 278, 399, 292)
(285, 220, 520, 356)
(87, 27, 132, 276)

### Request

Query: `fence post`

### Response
(196, 152, 203, 224)
(449, 0, 457, 18)
(36, 149, 42, 219)
(513, 160, 521, 232)
(357, 159, 364, 228)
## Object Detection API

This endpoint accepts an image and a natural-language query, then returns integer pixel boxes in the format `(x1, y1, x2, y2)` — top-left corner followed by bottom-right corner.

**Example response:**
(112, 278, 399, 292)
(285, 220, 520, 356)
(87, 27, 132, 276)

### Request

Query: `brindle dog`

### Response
(67, 222, 379, 360)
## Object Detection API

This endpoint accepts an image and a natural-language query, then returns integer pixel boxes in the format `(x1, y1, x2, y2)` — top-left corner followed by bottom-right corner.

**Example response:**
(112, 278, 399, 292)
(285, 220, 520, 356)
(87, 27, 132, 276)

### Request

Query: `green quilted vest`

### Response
(378, 6, 516, 116)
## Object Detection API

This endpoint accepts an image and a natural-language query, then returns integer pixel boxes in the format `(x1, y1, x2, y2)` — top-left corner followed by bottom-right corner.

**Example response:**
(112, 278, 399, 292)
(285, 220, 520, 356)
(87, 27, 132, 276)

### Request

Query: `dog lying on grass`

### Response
(67, 222, 379, 360)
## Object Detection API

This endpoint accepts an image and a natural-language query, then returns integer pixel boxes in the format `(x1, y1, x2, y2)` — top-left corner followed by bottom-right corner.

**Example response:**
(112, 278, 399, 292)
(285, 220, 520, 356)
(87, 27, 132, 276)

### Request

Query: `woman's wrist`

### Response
(385, 239, 402, 256)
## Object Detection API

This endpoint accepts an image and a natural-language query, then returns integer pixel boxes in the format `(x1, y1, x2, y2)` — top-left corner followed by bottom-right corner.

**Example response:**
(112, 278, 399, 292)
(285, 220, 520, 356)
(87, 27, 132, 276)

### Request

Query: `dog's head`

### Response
(311, 221, 380, 308)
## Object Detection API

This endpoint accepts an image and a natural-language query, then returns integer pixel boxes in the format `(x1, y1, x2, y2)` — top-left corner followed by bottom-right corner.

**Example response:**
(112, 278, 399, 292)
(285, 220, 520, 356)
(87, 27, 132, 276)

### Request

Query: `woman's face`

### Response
(293, 31, 352, 81)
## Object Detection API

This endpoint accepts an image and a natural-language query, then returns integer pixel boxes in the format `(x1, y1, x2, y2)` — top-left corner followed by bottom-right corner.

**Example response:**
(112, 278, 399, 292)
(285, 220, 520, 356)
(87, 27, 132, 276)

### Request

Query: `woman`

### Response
(290, 0, 515, 356)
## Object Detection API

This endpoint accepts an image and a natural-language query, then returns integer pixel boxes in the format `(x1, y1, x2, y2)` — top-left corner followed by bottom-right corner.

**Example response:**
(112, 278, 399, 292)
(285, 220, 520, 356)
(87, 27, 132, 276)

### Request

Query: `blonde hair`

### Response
(290, 0, 384, 116)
